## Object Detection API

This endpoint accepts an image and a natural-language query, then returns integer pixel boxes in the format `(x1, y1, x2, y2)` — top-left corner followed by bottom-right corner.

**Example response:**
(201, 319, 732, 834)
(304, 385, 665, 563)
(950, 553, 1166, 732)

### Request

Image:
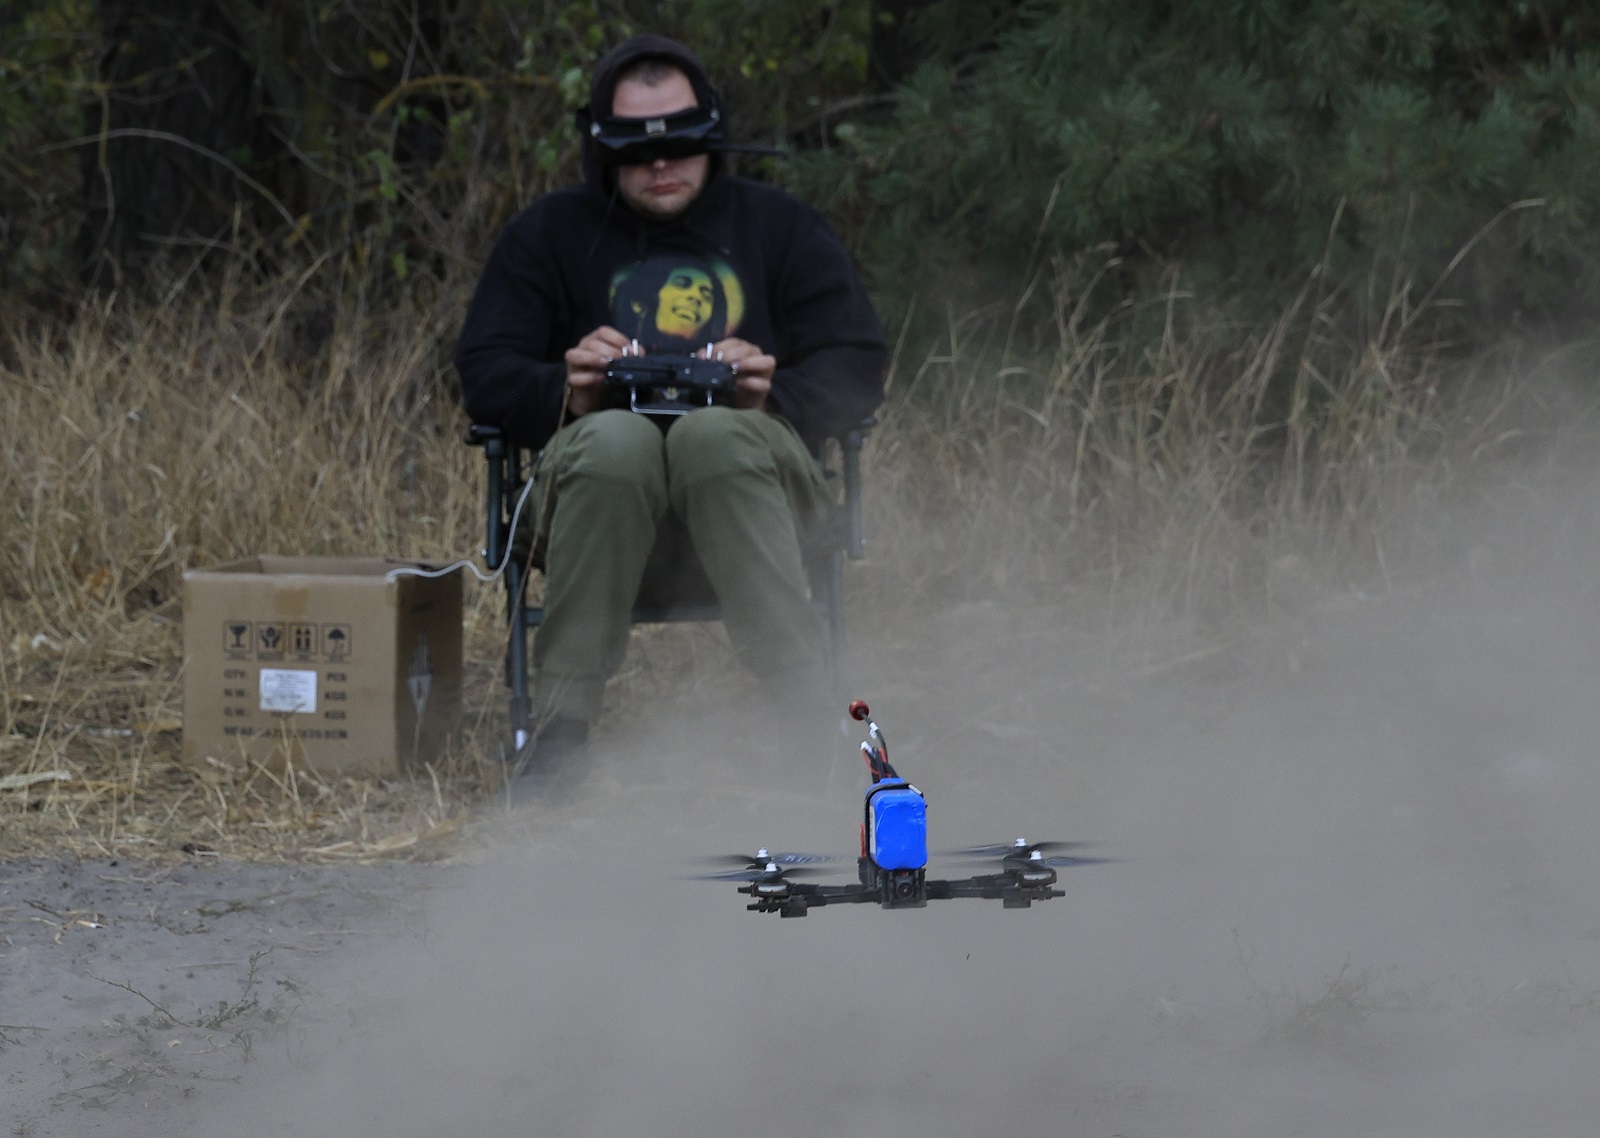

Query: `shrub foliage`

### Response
(3, 0, 1600, 336)
(792, 0, 1600, 331)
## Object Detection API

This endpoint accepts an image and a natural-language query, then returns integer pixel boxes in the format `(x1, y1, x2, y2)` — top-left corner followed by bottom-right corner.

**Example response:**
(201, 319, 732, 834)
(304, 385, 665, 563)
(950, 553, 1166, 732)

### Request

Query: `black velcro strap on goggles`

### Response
(575, 103, 723, 165)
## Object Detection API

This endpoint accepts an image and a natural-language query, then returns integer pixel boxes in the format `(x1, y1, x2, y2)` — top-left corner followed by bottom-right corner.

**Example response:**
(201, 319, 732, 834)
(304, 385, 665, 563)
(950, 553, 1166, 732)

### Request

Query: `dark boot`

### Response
(507, 717, 590, 804)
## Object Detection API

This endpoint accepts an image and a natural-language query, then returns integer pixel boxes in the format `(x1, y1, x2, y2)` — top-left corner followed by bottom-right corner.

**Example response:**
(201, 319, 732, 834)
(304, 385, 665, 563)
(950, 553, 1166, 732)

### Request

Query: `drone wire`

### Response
(858, 716, 898, 782)
(872, 720, 898, 780)
(859, 741, 880, 779)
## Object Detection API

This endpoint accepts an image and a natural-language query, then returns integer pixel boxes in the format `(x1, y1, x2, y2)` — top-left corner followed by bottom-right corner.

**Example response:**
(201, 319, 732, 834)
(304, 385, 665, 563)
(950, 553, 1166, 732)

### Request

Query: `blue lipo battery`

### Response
(865, 779, 928, 870)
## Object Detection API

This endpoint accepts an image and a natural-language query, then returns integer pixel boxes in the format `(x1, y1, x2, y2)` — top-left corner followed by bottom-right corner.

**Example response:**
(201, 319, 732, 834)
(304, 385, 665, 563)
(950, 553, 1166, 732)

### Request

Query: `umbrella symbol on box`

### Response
(323, 624, 351, 659)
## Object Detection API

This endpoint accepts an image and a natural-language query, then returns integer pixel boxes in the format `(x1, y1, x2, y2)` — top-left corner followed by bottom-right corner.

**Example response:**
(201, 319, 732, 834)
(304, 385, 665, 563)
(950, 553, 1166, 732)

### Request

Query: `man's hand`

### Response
(563, 326, 633, 418)
(708, 338, 776, 411)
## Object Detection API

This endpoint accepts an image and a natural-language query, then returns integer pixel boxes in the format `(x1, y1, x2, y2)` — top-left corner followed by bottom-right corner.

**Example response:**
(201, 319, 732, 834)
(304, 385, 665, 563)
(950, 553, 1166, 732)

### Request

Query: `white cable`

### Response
(383, 474, 539, 585)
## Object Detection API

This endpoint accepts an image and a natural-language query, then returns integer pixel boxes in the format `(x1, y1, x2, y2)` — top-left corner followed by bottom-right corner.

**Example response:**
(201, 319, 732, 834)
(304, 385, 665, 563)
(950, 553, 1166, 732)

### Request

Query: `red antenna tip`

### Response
(848, 700, 870, 721)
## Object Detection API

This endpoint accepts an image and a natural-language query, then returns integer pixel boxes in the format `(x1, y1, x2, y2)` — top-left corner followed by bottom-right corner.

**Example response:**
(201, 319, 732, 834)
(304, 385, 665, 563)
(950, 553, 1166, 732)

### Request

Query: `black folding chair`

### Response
(466, 418, 872, 753)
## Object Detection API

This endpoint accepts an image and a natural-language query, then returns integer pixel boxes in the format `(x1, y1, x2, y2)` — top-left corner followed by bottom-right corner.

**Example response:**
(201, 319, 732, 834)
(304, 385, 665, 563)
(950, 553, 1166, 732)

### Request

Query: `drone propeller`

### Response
(692, 848, 841, 883)
(701, 849, 838, 870)
(943, 839, 1109, 868)
(693, 863, 832, 883)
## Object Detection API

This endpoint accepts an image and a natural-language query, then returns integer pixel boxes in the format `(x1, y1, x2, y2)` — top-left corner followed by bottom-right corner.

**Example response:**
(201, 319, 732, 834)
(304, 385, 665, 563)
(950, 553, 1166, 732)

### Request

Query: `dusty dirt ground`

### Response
(0, 856, 451, 1134)
(7, 489, 1600, 1137)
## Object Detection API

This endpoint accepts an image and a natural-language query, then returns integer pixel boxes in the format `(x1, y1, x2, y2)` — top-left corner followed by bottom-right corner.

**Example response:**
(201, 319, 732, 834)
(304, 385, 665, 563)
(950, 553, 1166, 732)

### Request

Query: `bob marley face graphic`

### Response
(610, 253, 745, 351)
(655, 266, 715, 339)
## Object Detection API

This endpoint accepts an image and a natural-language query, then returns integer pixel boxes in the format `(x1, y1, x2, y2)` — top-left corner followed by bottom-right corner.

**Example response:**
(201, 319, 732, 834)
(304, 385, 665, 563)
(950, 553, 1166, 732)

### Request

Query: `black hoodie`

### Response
(453, 34, 886, 455)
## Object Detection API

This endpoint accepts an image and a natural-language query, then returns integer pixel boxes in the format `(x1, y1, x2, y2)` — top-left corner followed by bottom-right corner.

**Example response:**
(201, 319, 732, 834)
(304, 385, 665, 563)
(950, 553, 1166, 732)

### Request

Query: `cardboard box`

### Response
(182, 557, 462, 777)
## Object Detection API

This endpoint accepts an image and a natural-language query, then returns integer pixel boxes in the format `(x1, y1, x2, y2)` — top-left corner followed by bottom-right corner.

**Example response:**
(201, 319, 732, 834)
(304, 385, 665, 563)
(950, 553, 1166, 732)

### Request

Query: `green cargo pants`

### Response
(530, 407, 835, 724)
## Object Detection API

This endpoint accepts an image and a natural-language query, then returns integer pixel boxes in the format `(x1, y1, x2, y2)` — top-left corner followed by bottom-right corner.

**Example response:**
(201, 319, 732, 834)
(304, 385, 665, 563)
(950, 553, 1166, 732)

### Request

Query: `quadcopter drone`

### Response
(701, 701, 1107, 918)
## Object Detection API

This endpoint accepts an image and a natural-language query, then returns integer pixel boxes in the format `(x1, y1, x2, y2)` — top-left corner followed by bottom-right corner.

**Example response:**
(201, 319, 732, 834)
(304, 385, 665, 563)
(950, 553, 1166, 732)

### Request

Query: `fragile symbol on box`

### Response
(259, 668, 318, 714)
(223, 621, 252, 656)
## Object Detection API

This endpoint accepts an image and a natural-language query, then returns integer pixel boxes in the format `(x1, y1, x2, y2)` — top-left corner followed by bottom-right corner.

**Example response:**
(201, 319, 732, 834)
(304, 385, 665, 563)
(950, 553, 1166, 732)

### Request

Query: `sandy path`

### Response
(1, 857, 448, 1135)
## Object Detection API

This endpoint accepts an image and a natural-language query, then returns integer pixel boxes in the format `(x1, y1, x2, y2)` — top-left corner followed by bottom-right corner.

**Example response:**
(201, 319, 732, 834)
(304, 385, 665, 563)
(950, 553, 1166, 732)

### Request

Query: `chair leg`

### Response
(827, 548, 848, 700)
(505, 561, 532, 754)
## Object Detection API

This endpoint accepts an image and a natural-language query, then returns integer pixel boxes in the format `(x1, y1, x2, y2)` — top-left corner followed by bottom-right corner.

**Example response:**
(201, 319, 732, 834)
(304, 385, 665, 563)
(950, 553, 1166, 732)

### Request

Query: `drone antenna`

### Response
(849, 700, 899, 782)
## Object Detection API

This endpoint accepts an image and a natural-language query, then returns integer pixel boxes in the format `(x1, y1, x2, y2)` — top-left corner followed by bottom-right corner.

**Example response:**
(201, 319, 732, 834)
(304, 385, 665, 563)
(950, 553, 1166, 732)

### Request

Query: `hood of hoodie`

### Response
(580, 34, 723, 195)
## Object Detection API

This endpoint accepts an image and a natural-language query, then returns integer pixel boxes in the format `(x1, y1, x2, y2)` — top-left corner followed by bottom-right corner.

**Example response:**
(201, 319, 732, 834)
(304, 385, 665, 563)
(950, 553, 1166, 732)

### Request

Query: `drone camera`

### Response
(879, 867, 927, 908)
(887, 870, 924, 904)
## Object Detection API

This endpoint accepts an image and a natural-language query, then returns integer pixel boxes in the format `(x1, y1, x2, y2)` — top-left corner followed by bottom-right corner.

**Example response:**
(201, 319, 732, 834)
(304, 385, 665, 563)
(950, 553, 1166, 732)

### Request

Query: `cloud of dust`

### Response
(195, 465, 1600, 1138)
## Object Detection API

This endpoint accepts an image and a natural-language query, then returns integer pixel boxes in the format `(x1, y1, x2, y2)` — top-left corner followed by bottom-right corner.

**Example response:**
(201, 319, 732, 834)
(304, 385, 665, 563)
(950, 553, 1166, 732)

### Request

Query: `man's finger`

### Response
(565, 346, 615, 367)
(586, 325, 630, 351)
(564, 349, 613, 388)
(732, 370, 770, 410)
(711, 337, 759, 359)
(731, 352, 776, 381)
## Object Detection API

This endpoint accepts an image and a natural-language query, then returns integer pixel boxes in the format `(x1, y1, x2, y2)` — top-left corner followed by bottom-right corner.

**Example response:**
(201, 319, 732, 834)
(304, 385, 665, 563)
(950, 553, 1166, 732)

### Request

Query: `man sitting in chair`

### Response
(453, 33, 886, 781)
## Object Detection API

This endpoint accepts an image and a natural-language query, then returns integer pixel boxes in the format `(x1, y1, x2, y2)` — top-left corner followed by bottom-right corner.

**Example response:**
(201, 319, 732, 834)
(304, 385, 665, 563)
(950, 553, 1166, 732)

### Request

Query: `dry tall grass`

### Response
(865, 271, 1541, 623)
(0, 261, 1572, 859)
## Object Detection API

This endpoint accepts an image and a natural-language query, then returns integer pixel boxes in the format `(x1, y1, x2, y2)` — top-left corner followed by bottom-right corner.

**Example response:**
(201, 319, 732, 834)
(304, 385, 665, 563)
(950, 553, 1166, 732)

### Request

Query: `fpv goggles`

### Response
(575, 102, 725, 165)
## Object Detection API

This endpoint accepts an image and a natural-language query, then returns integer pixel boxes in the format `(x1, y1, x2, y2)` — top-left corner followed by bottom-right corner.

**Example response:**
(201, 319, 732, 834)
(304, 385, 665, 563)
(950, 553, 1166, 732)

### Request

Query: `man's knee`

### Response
(550, 409, 666, 489)
(665, 406, 772, 485)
